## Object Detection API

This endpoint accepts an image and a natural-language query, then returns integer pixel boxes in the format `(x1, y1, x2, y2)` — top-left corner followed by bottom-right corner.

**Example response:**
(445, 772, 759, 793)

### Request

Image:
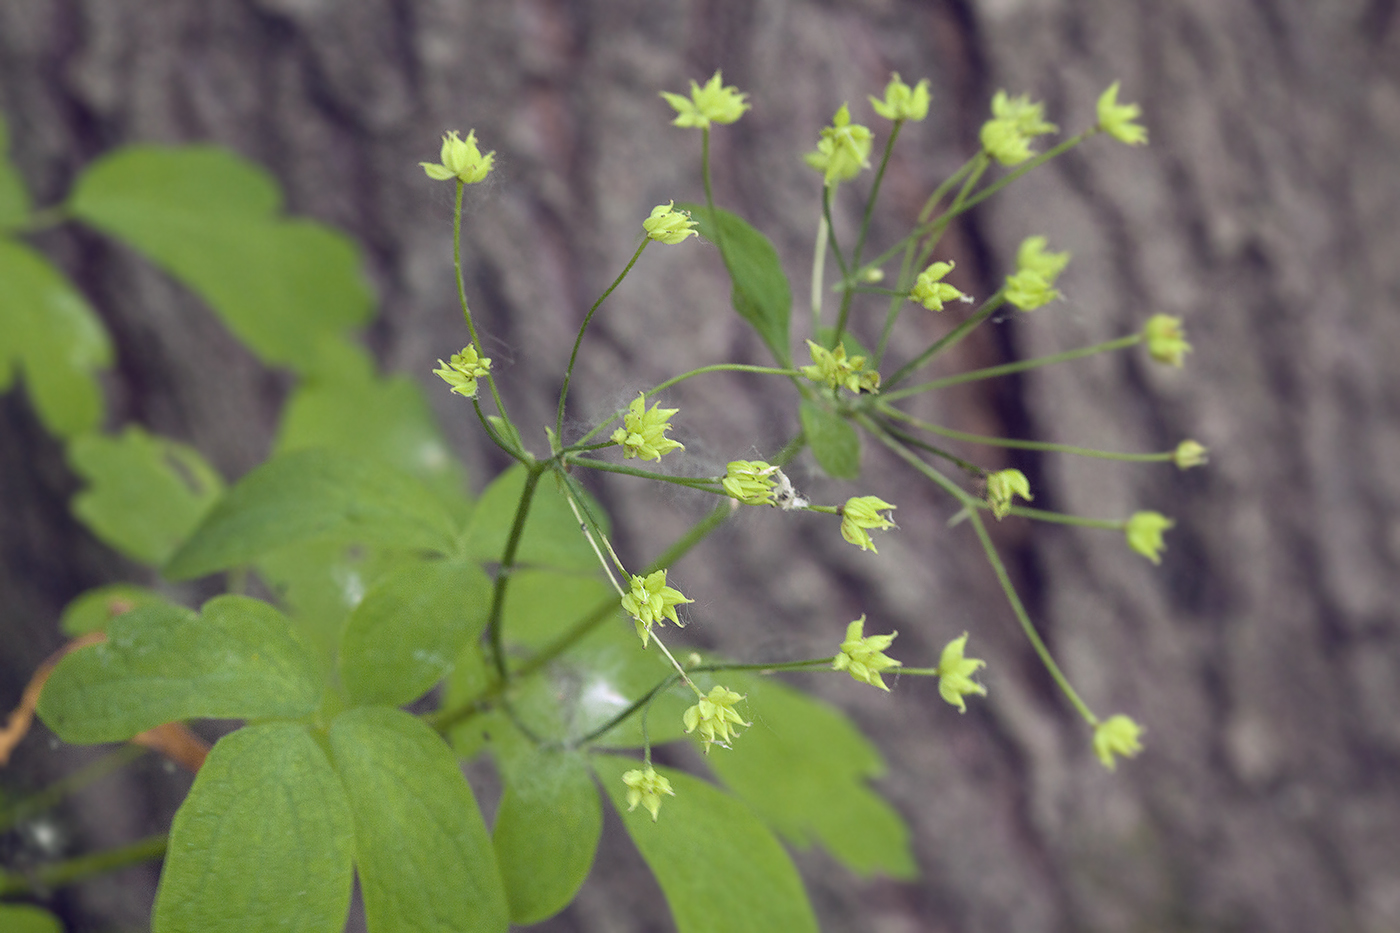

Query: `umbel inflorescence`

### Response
(423, 70, 1196, 818)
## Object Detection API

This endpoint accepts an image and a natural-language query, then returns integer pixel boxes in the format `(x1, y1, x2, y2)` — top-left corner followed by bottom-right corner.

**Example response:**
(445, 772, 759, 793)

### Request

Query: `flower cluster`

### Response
(1125, 511, 1174, 564)
(804, 104, 873, 187)
(979, 91, 1058, 166)
(840, 496, 897, 552)
(910, 261, 971, 312)
(642, 201, 698, 245)
(683, 685, 749, 753)
(722, 460, 780, 506)
(1096, 83, 1148, 146)
(1173, 440, 1209, 470)
(832, 616, 902, 691)
(935, 633, 987, 713)
(869, 73, 931, 122)
(612, 393, 684, 461)
(622, 765, 675, 822)
(1093, 715, 1144, 770)
(661, 71, 751, 129)
(985, 468, 1032, 520)
(432, 345, 492, 399)
(801, 340, 880, 395)
(1004, 236, 1071, 311)
(420, 130, 495, 184)
(621, 569, 693, 646)
(1143, 314, 1191, 367)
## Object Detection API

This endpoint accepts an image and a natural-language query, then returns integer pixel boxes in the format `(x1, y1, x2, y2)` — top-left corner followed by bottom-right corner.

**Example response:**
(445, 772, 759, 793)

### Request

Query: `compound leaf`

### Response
(339, 556, 491, 707)
(593, 755, 817, 933)
(69, 145, 370, 372)
(0, 239, 111, 437)
(703, 675, 916, 878)
(37, 595, 323, 744)
(329, 707, 508, 933)
(153, 722, 353, 933)
(165, 448, 457, 580)
(68, 426, 223, 566)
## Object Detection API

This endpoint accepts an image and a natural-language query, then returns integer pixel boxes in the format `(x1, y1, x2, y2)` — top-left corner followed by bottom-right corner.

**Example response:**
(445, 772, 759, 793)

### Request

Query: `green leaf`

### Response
(460, 466, 607, 572)
(683, 204, 792, 366)
(68, 145, 371, 372)
(493, 747, 601, 924)
(0, 113, 32, 232)
(339, 556, 491, 707)
(703, 675, 916, 878)
(800, 398, 861, 479)
(37, 595, 323, 743)
(153, 722, 354, 933)
(255, 541, 416, 675)
(59, 582, 167, 635)
(67, 426, 224, 566)
(593, 754, 818, 933)
(329, 707, 509, 933)
(499, 569, 691, 749)
(164, 448, 457, 580)
(0, 904, 62, 933)
(0, 239, 111, 437)
(275, 340, 471, 525)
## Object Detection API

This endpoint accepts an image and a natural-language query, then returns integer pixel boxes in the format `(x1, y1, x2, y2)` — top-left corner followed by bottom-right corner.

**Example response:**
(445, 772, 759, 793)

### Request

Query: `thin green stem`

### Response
(0, 834, 168, 896)
(829, 122, 902, 350)
(810, 209, 828, 338)
(966, 508, 1097, 725)
(483, 462, 548, 681)
(878, 405, 1178, 463)
(859, 414, 1097, 726)
(1004, 505, 1124, 530)
(565, 457, 725, 492)
(557, 240, 650, 440)
(453, 180, 518, 439)
(883, 294, 1006, 389)
(917, 155, 980, 224)
(882, 333, 1143, 401)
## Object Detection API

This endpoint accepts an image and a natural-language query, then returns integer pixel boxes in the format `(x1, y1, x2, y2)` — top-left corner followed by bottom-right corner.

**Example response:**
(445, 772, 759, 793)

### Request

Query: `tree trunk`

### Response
(2, 1, 1398, 931)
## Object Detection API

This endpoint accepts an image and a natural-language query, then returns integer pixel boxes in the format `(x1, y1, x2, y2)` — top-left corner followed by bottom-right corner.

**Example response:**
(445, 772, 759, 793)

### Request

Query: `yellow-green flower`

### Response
(1173, 440, 1209, 470)
(1125, 511, 1174, 564)
(683, 685, 749, 753)
(642, 201, 698, 245)
(433, 345, 492, 398)
(980, 91, 1057, 166)
(800, 339, 880, 394)
(420, 130, 495, 184)
(1093, 715, 1144, 770)
(660, 71, 751, 129)
(991, 90, 1057, 137)
(722, 460, 779, 506)
(910, 261, 971, 312)
(870, 73, 931, 122)
(1143, 314, 1191, 367)
(804, 104, 874, 186)
(1016, 236, 1071, 281)
(832, 615, 902, 691)
(622, 765, 675, 821)
(611, 393, 685, 461)
(840, 496, 897, 553)
(935, 632, 987, 713)
(980, 118, 1034, 166)
(985, 468, 1032, 520)
(1005, 236, 1070, 311)
(1096, 82, 1148, 146)
(621, 569, 693, 646)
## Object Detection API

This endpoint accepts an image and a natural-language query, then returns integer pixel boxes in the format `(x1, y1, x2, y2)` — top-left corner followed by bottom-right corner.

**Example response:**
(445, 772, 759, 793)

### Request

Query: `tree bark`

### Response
(2, 1, 1398, 931)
